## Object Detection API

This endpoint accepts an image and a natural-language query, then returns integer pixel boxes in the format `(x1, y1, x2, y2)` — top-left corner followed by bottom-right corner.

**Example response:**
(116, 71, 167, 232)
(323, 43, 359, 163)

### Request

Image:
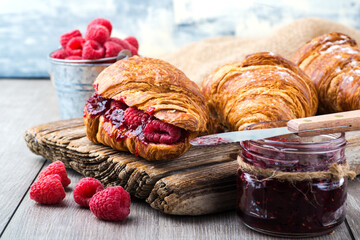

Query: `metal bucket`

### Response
(48, 50, 131, 119)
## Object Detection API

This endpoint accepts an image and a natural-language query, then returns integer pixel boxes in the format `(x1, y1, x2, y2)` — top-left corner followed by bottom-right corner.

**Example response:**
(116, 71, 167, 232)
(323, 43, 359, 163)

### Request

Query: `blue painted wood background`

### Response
(1, 0, 360, 78)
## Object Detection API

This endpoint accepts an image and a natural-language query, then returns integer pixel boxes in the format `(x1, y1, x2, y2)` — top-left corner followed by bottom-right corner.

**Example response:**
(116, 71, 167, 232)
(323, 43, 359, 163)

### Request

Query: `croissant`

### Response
(201, 52, 318, 131)
(84, 56, 209, 161)
(292, 32, 360, 113)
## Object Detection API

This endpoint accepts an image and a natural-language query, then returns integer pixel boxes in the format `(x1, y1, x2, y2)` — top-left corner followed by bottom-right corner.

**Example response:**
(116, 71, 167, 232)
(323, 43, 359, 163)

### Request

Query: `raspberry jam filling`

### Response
(85, 94, 186, 144)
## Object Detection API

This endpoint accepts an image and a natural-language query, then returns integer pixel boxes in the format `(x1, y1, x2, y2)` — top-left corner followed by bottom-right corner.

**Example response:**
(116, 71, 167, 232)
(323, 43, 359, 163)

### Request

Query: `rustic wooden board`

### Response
(24, 118, 239, 215)
(24, 118, 360, 216)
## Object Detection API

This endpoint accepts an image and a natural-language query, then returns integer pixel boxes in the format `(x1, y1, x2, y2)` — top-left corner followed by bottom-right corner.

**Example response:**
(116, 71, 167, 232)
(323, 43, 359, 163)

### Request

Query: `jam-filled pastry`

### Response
(292, 32, 360, 113)
(84, 56, 209, 161)
(201, 52, 318, 131)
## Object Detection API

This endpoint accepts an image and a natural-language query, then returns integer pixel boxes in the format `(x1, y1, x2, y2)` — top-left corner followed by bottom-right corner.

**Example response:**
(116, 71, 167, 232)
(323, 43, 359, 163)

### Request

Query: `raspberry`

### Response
(89, 186, 131, 221)
(73, 177, 104, 207)
(110, 99, 127, 110)
(106, 108, 125, 129)
(108, 37, 127, 46)
(66, 37, 85, 56)
(30, 174, 65, 204)
(65, 55, 83, 60)
(144, 120, 182, 144)
(108, 37, 136, 55)
(85, 24, 110, 45)
(124, 36, 139, 50)
(82, 40, 105, 60)
(51, 49, 67, 59)
(104, 41, 124, 58)
(109, 37, 138, 56)
(85, 93, 110, 117)
(60, 29, 82, 49)
(124, 107, 149, 129)
(88, 18, 112, 35)
(38, 161, 71, 187)
(128, 45, 138, 56)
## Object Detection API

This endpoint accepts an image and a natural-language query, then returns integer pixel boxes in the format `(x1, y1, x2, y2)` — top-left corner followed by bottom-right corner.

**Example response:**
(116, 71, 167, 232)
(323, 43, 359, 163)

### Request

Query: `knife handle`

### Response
(287, 110, 360, 136)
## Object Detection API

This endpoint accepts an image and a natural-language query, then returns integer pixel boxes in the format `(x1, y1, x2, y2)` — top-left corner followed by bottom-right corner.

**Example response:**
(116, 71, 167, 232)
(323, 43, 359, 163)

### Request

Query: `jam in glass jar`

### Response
(236, 121, 354, 237)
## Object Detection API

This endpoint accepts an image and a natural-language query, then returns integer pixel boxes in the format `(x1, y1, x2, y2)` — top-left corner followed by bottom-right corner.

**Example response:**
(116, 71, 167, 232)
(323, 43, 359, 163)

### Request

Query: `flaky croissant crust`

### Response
(84, 56, 209, 161)
(292, 32, 360, 113)
(94, 56, 208, 132)
(201, 52, 318, 131)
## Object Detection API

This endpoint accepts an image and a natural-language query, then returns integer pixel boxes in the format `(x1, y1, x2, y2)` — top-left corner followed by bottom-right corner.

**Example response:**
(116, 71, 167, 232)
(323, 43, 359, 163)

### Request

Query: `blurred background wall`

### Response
(1, 0, 360, 78)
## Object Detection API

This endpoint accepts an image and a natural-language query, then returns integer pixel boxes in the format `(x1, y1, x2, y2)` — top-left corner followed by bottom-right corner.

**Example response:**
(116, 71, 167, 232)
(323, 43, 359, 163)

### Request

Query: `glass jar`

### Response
(236, 121, 351, 237)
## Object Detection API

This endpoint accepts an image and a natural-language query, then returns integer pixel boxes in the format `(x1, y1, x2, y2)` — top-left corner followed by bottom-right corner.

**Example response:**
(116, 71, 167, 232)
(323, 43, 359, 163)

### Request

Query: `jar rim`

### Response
(239, 121, 347, 171)
(243, 120, 346, 146)
(240, 120, 347, 157)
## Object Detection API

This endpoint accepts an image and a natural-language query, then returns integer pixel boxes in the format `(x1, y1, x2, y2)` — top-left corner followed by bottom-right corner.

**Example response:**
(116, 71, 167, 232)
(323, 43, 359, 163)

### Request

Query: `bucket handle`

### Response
(116, 49, 132, 61)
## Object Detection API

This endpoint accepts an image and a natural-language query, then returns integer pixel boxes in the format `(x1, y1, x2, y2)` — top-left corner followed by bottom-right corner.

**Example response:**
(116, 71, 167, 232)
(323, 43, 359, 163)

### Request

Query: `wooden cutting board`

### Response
(24, 118, 360, 216)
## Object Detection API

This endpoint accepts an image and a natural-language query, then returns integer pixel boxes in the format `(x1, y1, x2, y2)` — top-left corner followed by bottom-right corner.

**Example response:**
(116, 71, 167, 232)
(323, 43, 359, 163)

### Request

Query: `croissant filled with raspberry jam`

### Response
(292, 32, 360, 113)
(84, 56, 209, 161)
(201, 52, 318, 131)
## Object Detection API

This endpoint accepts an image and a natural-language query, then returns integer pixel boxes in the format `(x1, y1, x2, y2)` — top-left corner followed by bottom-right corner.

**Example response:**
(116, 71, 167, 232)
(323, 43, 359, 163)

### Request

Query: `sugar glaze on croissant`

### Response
(84, 56, 209, 161)
(292, 32, 360, 113)
(201, 52, 318, 131)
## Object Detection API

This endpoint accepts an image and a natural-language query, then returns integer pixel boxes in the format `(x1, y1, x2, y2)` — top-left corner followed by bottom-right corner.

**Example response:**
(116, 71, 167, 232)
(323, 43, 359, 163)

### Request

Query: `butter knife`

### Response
(190, 110, 360, 146)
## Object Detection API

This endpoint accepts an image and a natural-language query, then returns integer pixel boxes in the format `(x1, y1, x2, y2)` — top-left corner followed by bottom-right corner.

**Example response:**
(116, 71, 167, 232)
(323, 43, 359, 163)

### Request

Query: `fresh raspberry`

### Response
(88, 18, 112, 35)
(82, 40, 105, 59)
(144, 120, 182, 144)
(65, 55, 83, 60)
(89, 186, 131, 221)
(109, 37, 138, 56)
(85, 24, 110, 45)
(50, 49, 67, 59)
(104, 41, 124, 58)
(60, 29, 82, 49)
(108, 37, 126, 46)
(128, 45, 138, 56)
(124, 36, 139, 50)
(73, 177, 104, 207)
(66, 37, 85, 56)
(124, 107, 149, 129)
(30, 174, 65, 204)
(109, 38, 131, 50)
(38, 161, 71, 187)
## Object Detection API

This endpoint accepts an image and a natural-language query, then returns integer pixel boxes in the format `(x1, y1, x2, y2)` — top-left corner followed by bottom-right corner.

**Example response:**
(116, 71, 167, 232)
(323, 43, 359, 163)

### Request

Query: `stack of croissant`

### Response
(83, 32, 360, 161)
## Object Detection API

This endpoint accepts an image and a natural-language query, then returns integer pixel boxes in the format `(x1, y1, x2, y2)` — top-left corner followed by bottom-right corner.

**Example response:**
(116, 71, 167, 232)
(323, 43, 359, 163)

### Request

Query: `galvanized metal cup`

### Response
(48, 50, 131, 119)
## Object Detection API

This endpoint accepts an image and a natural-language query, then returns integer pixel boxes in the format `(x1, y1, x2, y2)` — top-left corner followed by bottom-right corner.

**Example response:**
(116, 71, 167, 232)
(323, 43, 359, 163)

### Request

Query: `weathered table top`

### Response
(1, 79, 359, 240)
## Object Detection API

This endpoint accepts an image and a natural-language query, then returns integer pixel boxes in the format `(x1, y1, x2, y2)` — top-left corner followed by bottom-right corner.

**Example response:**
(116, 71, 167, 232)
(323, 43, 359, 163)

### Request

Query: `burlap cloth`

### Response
(157, 18, 360, 86)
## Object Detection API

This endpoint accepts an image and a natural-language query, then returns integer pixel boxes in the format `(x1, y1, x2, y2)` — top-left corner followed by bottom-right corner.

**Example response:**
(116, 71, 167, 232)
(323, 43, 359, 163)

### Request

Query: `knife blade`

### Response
(190, 110, 360, 146)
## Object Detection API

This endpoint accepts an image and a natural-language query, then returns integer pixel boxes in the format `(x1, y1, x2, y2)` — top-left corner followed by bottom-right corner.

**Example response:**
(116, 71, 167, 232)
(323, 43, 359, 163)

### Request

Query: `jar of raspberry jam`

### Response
(236, 121, 355, 237)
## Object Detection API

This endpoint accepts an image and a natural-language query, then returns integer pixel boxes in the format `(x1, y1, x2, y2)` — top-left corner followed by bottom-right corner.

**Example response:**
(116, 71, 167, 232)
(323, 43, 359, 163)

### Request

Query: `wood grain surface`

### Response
(24, 118, 239, 215)
(24, 117, 360, 216)
(0, 80, 59, 232)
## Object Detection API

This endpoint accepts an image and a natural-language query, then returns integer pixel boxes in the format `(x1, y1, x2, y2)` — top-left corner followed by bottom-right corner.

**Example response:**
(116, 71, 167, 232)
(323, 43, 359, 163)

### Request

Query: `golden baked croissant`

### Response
(292, 32, 360, 113)
(84, 56, 209, 161)
(201, 52, 318, 131)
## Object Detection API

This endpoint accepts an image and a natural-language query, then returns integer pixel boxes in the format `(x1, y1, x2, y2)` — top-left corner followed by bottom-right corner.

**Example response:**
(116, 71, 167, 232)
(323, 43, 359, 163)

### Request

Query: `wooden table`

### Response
(1, 79, 359, 240)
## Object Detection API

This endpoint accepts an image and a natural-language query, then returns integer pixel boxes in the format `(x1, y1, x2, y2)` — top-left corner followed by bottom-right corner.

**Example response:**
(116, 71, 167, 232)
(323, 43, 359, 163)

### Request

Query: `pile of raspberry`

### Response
(51, 18, 139, 60)
(30, 161, 131, 221)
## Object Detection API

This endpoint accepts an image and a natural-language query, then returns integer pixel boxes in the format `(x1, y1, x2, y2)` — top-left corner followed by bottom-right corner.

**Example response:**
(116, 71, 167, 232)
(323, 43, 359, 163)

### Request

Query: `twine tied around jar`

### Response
(237, 155, 356, 181)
